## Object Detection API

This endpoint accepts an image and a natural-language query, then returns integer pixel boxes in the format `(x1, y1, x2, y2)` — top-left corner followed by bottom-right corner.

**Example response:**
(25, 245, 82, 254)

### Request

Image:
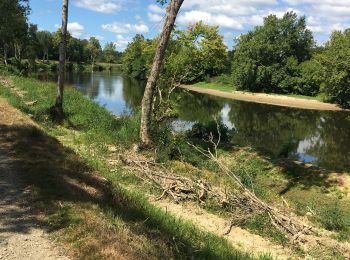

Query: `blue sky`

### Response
(29, 0, 350, 50)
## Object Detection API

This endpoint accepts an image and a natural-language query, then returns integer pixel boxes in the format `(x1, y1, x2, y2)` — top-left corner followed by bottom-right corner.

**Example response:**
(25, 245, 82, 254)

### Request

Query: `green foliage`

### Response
(232, 12, 314, 94)
(103, 42, 121, 65)
(170, 21, 228, 83)
(319, 29, 350, 107)
(87, 37, 102, 64)
(0, 0, 30, 61)
(122, 34, 150, 79)
(122, 22, 228, 84)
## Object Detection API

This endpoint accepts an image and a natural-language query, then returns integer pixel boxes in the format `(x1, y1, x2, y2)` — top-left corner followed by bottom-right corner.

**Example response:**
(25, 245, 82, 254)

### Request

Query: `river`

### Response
(38, 70, 350, 172)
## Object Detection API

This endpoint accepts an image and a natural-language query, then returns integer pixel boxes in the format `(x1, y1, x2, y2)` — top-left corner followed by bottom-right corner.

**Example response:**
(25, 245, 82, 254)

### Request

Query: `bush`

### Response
(49, 63, 58, 72)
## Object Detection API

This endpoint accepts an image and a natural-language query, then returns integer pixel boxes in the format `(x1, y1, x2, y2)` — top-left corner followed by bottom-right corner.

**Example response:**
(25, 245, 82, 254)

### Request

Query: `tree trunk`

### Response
(14, 44, 18, 60)
(140, 0, 184, 147)
(3, 44, 8, 65)
(53, 0, 69, 118)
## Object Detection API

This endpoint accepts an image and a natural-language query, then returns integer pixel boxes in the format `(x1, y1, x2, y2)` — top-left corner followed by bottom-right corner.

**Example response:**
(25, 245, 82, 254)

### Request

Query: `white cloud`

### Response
(102, 22, 149, 34)
(148, 13, 164, 23)
(114, 34, 131, 50)
(147, 4, 165, 14)
(178, 10, 244, 30)
(67, 22, 85, 38)
(73, 0, 122, 14)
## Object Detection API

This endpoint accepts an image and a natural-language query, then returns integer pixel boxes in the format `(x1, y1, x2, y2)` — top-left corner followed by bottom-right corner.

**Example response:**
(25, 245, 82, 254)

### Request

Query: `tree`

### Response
(231, 12, 314, 93)
(103, 42, 117, 67)
(37, 31, 53, 62)
(25, 24, 39, 62)
(0, 0, 29, 65)
(170, 21, 228, 83)
(122, 34, 147, 78)
(320, 29, 350, 107)
(51, 0, 69, 118)
(140, 0, 184, 147)
(87, 37, 101, 71)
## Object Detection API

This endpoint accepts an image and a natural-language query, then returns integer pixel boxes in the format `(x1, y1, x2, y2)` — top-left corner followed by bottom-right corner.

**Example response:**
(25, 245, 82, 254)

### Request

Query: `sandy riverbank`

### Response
(181, 85, 348, 111)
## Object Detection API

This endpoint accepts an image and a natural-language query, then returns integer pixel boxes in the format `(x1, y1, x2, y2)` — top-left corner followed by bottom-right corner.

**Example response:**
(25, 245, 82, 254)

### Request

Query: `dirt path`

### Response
(182, 85, 348, 111)
(0, 97, 69, 260)
(152, 198, 296, 259)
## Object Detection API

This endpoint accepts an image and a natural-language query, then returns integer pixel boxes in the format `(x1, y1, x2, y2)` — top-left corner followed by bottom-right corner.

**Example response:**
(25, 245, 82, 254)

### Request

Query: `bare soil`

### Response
(152, 198, 296, 259)
(182, 85, 348, 111)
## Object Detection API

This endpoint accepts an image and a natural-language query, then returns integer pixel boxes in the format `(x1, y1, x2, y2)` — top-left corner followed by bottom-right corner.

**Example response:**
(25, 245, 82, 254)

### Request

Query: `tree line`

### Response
(0, 0, 122, 71)
(123, 12, 350, 108)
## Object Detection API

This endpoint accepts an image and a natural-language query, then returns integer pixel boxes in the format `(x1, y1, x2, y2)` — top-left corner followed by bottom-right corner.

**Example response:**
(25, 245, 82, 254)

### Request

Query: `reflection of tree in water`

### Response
(122, 76, 145, 113)
(66, 72, 101, 99)
(227, 101, 320, 158)
(102, 74, 116, 97)
(85, 73, 101, 99)
(305, 112, 350, 171)
(177, 92, 224, 122)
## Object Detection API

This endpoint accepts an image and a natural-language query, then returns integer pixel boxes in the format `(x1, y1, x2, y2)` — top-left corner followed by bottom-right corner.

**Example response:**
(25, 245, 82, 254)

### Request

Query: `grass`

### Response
(194, 82, 235, 92)
(1, 72, 349, 258)
(0, 73, 266, 259)
(167, 141, 350, 246)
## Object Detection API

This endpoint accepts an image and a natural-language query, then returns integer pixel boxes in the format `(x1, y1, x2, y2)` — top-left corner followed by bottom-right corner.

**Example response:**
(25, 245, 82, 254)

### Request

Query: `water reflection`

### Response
(36, 71, 350, 171)
(175, 92, 350, 171)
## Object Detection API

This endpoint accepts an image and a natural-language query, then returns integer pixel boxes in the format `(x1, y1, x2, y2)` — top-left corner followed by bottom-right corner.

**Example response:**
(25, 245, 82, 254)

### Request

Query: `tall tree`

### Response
(52, 0, 69, 118)
(103, 42, 117, 67)
(231, 12, 313, 94)
(320, 29, 350, 107)
(0, 0, 29, 65)
(140, 0, 184, 147)
(87, 37, 101, 71)
(37, 31, 53, 62)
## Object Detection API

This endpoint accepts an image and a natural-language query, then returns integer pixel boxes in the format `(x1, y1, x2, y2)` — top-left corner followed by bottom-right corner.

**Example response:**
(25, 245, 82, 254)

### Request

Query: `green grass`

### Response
(193, 82, 235, 92)
(0, 73, 263, 259)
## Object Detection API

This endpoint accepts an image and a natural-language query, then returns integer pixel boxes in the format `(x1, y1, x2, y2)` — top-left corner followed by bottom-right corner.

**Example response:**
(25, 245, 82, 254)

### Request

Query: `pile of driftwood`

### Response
(121, 151, 312, 242)
(120, 128, 350, 256)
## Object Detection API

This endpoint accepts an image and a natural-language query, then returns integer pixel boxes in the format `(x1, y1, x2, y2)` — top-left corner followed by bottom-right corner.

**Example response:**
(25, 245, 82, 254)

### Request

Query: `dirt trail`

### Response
(152, 199, 296, 259)
(0, 97, 69, 260)
(182, 85, 348, 111)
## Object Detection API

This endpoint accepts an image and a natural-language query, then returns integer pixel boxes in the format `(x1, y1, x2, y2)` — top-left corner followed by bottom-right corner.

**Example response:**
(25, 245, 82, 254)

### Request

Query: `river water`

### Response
(39, 70, 350, 172)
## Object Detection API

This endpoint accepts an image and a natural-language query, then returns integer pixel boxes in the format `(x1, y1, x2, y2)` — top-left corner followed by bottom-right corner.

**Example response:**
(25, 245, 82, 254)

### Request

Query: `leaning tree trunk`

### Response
(140, 0, 184, 147)
(53, 0, 69, 118)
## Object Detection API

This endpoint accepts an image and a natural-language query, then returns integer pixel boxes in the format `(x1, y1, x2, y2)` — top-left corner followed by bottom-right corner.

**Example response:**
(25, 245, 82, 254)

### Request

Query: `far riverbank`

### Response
(181, 84, 348, 111)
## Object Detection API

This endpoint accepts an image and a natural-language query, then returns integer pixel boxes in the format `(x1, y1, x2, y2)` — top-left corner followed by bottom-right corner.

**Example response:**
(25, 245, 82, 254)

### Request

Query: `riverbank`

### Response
(0, 74, 259, 259)
(182, 83, 347, 111)
(1, 73, 349, 259)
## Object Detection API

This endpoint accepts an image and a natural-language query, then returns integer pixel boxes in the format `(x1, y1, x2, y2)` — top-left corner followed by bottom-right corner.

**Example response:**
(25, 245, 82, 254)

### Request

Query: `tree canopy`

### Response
(319, 30, 350, 107)
(231, 12, 314, 94)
